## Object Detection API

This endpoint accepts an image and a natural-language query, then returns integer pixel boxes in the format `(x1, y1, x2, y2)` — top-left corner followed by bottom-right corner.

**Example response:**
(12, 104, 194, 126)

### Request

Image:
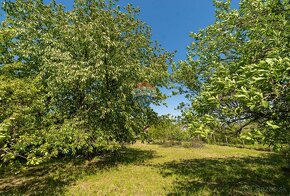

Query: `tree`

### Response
(148, 115, 189, 143)
(0, 0, 173, 165)
(174, 0, 289, 150)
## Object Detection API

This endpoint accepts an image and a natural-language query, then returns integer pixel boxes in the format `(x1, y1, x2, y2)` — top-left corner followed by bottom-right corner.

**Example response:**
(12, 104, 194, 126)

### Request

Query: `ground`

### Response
(0, 142, 289, 195)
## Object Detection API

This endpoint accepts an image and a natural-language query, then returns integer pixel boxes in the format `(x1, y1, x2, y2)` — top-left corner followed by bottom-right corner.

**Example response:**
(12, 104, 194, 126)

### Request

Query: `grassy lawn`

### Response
(0, 142, 289, 195)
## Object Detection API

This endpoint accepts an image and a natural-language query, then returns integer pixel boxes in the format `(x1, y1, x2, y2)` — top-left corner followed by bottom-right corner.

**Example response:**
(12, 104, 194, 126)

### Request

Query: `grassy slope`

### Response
(0, 142, 289, 195)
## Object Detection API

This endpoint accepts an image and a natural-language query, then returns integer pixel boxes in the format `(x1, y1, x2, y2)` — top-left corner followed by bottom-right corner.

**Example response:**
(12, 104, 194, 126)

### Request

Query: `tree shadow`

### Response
(0, 147, 156, 195)
(152, 141, 205, 149)
(217, 143, 271, 152)
(158, 154, 290, 195)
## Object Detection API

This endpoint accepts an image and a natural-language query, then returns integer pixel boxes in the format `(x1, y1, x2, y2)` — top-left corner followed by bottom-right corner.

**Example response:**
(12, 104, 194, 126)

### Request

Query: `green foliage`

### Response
(188, 114, 216, 141)
(0, 0, 173, 166)
(175, 0, 290, 150)
(240, 129, 264, 144)
(148, 115, 190, 143)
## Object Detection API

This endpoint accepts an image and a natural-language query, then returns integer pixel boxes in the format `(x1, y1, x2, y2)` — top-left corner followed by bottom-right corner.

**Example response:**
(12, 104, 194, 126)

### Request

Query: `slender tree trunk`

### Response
(213, 134, 216, 144)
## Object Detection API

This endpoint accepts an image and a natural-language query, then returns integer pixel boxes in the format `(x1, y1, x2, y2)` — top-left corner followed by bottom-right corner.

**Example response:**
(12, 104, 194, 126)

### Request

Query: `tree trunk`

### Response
(213, 134, 216, 144)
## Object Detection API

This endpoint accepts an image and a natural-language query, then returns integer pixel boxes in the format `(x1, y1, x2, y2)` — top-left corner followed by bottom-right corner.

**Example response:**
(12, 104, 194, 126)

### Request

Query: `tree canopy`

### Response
(0, 0, 173, 165)
(1, 0, 289, 167)
(174, 0, 290, 150)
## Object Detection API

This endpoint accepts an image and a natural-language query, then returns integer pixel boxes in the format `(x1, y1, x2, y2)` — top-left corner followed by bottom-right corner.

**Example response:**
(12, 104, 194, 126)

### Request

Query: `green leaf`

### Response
(261, 100, 269, 108)
(266, 121, 280, 129)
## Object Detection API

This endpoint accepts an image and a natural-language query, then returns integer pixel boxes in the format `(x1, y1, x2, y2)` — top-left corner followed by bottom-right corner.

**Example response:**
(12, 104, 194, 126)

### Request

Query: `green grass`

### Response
(0, 142, 289, 195)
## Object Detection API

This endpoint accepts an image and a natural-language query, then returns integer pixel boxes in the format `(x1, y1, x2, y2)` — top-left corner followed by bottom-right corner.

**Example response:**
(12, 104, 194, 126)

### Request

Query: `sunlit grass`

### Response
(1, 142, 289, 195)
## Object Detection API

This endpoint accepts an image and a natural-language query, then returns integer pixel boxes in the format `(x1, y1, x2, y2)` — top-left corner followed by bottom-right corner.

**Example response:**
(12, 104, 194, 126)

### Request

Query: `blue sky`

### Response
(0, 0, 240, 117)
(118, 0, 239, 116)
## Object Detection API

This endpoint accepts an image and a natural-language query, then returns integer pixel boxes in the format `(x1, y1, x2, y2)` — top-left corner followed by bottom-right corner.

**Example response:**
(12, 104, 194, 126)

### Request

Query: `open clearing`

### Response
(1, 142, 289, 195)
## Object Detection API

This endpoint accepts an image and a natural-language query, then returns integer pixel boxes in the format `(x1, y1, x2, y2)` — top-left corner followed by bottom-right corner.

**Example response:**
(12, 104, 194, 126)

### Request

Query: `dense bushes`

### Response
(148, 124, 190, 144)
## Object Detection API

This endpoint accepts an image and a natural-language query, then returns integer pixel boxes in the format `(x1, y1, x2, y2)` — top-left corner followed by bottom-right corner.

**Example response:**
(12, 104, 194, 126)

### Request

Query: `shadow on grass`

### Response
(152, 141, 204, 149)
(158, 154, 290, 195)
(0, 147, 156, 195)
(216, 143, 272, 152)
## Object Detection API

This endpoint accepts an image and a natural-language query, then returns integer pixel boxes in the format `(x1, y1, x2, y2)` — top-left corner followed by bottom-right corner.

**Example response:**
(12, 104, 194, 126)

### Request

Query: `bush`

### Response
(148, 124, 190, 143)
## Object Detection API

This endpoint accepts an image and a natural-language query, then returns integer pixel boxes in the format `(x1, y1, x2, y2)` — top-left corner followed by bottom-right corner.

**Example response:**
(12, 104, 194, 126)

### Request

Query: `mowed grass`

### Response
(0, 142, 289, 195)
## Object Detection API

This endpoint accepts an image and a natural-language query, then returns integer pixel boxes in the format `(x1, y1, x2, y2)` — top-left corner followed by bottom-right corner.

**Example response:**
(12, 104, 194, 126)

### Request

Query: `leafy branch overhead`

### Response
(174, 0, 290, 150)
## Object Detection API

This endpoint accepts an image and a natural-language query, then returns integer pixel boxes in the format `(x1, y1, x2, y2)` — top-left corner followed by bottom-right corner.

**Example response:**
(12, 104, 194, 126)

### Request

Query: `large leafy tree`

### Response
(0, 0, 172, 165)
(175, 0, 289, 149)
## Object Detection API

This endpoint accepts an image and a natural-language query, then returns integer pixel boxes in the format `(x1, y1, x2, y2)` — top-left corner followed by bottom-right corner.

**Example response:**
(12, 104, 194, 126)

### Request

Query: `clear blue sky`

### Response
(118, 0, 239, 117)
(0, 0, 240, 117)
